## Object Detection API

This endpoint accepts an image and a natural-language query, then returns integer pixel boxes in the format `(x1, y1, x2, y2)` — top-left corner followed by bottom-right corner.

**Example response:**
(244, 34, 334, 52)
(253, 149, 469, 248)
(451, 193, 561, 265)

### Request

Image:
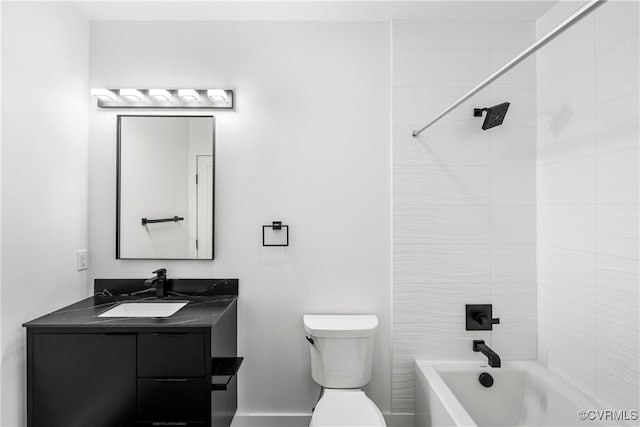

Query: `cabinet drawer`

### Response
(137, 378, 207, 422)
(137, 423, 204, 426)
(137, 333, 204, 377)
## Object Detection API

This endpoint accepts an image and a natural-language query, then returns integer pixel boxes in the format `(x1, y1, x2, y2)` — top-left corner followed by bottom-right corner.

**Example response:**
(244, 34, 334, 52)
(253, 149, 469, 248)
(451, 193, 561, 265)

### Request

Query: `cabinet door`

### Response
(32, 333, 136, 427)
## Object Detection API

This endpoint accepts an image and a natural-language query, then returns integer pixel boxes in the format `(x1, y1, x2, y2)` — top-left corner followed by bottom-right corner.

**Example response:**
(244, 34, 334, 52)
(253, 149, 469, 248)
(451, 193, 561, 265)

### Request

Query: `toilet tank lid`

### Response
(303, 315, 378, 338)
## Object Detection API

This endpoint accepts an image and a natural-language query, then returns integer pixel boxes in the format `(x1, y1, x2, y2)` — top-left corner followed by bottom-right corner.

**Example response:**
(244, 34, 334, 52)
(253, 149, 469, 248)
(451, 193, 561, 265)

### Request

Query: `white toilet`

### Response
(303, 314, 386, 427)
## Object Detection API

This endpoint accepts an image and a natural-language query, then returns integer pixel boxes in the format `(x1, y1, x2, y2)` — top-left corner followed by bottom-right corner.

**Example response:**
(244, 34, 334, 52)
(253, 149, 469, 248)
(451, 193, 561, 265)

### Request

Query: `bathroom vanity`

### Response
(23, 279, 240, 427)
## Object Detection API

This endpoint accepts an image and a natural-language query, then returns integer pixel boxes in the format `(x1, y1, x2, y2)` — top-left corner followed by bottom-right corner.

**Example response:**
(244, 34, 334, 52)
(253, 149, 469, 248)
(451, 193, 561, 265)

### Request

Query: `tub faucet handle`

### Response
(466, 304, 500, 331)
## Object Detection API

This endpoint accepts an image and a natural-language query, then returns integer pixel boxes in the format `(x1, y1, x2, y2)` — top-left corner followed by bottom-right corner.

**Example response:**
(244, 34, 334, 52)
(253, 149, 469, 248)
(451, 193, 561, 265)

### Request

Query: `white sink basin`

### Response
(98, 301, 188, 318)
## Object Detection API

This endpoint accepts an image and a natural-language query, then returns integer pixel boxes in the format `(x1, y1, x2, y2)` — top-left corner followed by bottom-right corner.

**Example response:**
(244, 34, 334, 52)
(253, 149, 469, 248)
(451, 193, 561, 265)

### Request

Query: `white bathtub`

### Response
(415, 360, 634, 427)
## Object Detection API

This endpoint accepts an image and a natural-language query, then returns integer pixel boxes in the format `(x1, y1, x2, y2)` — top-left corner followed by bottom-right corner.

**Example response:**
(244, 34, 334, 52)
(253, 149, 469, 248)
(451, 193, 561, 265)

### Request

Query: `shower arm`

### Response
(411, 0, 606, 138)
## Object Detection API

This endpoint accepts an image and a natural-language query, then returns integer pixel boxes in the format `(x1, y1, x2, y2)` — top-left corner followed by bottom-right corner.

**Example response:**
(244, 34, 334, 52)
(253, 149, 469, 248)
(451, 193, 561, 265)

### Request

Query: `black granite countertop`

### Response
(23, 278, 238, 329)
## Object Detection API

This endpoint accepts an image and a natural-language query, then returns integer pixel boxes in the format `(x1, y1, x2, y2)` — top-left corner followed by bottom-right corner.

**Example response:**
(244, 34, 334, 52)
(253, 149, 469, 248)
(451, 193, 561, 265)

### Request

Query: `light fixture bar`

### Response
(91, 89, 234, 109)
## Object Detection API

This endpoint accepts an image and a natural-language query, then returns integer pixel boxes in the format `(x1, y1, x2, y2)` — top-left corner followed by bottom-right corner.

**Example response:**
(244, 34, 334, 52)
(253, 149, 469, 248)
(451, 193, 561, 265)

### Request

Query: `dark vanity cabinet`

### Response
(31, 333, 137, 427)
(26, 299, 239, 427)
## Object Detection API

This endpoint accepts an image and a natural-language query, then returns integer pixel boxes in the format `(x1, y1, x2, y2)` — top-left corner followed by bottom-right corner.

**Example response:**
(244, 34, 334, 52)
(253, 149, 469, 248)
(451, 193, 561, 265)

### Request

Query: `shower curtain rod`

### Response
(411, 0, 606, 137)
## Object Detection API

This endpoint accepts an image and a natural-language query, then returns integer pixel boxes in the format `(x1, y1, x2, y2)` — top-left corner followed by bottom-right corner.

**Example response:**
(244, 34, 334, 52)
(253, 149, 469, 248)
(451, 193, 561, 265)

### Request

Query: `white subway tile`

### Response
(538, 246, 597, 298)
(536, 1, 589, 36)
(596, 354, 640, 411)
(491, 244, 536, 284)
(536, 5, 594, 84)
(537, 61, 595, 121)
(393, 87, 491, 128)
(393, 324, 489, 361)
(537, 204, 596, 253)
(595, 91, 640, 154)
(393, 48, 491, 88)
(395, 282, 490, 324)
(490, 126, 536, 166)
(491, 205, 536, 244)
(491, 282, 537, 324)
(596, 254, 639, 314)
(490, 49, 536, 88)
(537, 325, 596, 396)
(393, 20, 490, 49)
(596, 203, 639, 259)
(394, 125, 491, 167)
(596, 147, 639, 204)
(394, 165, 490, 205)
(491, 321, 537, 360)
(596, 306, 640, 374)
(595, 0, 640, 54)
(539, 285, 596, 349)
(490, 22, 535, 50)
(393, 244, 491, 284)
(537, 155, 596, 205)
(391, 359, 414, 412)
(595, 35, 639, 104)
(491, 165, 536, 205)
(537, 108, 596, 165)
(394, 205, 490, 246)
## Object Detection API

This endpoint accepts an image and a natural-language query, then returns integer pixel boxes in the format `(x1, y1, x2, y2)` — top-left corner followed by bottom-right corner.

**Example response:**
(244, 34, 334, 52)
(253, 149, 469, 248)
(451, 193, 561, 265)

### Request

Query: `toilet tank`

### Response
(303, 314, 378, 388)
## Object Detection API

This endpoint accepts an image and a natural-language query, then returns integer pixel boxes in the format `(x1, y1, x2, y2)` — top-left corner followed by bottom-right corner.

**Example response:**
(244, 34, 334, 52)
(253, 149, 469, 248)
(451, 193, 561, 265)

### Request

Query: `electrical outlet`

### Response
(77, 249, 88, 271)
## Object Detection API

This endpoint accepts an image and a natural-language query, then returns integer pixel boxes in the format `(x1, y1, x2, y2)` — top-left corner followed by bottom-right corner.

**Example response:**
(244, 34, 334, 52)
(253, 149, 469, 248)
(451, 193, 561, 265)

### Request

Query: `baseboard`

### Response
(231, 413, 311, 427)
(231, 412, 414, 427)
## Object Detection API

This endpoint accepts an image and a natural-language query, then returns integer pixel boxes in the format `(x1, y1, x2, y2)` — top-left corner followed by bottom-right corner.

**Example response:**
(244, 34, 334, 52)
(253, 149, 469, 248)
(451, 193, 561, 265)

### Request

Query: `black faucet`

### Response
(473, 340, 501, 368)
(144, 268, 167, 298)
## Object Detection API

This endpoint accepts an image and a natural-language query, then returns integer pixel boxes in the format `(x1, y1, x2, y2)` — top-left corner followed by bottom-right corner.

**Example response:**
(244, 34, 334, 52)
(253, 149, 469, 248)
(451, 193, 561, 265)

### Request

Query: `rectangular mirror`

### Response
(117, 115, 215, 259)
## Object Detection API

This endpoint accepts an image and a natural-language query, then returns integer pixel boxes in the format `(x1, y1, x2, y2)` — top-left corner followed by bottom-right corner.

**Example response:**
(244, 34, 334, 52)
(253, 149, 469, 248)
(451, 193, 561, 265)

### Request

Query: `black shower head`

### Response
(474, 102, 510, 130)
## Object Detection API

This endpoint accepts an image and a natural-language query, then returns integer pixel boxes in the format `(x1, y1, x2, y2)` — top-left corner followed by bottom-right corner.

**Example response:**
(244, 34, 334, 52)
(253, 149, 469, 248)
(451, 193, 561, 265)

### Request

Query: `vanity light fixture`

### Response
(119, 89, 145, 102)
(149, 89, 173, 102)
(91, 88, 234, 109)
(90, 89, 117, 102)
(207, 89, 228, 102)
(178, 89, 200, 102)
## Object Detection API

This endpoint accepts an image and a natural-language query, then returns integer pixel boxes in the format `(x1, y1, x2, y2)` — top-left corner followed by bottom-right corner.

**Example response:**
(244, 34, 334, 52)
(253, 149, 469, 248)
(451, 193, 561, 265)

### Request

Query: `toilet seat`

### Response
(310, 389, 386, 427)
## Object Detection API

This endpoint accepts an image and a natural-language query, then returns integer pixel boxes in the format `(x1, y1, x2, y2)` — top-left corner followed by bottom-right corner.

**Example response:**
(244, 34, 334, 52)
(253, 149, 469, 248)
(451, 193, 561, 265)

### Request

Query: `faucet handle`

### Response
(466, 304, 499, 331)
(152, 268, 167, 277)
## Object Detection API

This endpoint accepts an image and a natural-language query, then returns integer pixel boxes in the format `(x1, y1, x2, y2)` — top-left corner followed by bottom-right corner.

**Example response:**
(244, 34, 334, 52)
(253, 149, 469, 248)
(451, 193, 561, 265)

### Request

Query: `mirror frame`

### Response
(116, 114, 216, 260)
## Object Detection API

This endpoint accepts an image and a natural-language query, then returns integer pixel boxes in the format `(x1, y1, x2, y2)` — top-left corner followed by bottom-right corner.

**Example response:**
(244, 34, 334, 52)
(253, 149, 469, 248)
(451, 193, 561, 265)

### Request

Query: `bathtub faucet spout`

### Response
(473, 340, 501, 368)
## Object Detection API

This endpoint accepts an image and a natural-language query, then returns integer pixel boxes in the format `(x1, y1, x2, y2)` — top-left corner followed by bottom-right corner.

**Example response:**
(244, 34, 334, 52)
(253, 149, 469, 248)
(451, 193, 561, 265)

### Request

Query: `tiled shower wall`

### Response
(392, 20, 537, 412)
(536, 1, 639, 411)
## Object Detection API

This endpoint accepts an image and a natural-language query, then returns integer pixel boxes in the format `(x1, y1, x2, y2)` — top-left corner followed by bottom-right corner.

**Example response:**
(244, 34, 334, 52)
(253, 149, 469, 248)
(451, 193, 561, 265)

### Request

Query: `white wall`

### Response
(0, 0, 4, 421)
(88, 21, 392, 417)
(536, 0, 639, 410)
(392, 20, 537, 412)
(1, 3, 90, 426)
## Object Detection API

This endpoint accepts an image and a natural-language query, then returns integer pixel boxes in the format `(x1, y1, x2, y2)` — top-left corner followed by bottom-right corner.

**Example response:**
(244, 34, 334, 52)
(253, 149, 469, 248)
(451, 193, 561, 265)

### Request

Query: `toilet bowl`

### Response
(304, 314, 386, 427)
(310, 389, 386, 427)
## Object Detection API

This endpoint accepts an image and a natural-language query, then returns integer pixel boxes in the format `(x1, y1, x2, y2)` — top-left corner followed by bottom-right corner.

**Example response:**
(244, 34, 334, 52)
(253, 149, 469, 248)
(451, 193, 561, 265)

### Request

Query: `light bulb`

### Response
(91, 89, 117, 102)
(178, 89, 200, 102)
(119, 89, 144, 102)
(207, 89, 227, 102)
